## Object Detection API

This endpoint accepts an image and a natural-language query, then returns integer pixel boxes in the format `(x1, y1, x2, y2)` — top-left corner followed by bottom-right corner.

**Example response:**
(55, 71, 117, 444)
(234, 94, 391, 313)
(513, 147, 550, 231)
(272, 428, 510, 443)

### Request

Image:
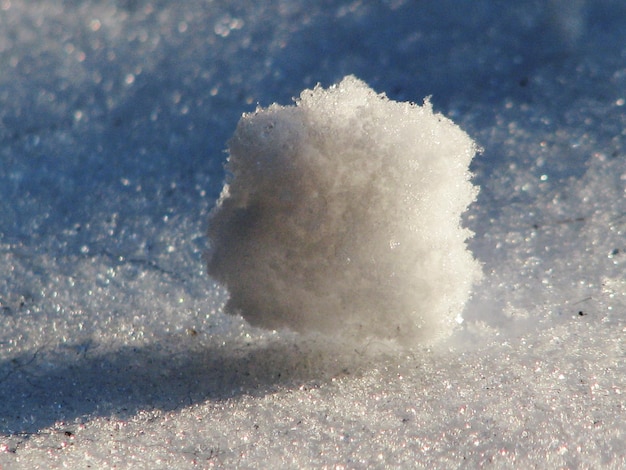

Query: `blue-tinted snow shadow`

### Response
(255, 0, 626, 110)
(0, 335, 373, 436)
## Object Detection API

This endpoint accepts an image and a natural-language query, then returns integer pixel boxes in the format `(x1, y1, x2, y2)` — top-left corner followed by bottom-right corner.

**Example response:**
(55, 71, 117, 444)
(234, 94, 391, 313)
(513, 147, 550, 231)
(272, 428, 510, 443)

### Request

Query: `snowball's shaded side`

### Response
(208, 75, 481, 345)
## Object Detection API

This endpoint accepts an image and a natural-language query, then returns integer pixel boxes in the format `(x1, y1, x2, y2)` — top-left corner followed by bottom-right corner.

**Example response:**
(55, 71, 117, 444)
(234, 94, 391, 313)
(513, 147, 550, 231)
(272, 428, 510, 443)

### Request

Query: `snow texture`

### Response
(1, 0, 625, 468)
(208, 76, 481, 345)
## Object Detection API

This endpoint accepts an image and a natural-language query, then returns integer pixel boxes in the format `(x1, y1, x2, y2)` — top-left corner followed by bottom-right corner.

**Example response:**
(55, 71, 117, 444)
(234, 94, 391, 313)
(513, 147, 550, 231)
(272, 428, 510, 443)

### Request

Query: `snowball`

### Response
(207, 75, 481, 345)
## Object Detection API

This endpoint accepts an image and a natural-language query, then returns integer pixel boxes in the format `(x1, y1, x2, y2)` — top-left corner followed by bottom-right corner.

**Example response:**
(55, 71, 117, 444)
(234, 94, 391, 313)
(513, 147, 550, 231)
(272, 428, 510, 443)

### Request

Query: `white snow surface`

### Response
(208, 76, 481, 345)
(1, 1, 625, 468)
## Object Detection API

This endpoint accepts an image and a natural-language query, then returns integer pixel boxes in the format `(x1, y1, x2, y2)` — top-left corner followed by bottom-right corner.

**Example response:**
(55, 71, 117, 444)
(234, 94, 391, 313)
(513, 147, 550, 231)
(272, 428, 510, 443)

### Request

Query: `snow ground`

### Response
(0, 0, 625, 468)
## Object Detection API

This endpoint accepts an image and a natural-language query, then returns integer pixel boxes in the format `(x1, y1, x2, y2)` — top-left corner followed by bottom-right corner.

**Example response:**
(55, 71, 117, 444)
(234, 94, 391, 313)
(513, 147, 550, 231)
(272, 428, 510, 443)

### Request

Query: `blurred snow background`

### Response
(0, 0, 625, 468)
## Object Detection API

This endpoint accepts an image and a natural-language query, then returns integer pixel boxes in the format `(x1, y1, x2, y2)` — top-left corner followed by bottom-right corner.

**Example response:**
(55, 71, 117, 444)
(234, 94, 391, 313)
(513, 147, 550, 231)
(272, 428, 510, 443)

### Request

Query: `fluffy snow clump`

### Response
(208, 75, 481, 345)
